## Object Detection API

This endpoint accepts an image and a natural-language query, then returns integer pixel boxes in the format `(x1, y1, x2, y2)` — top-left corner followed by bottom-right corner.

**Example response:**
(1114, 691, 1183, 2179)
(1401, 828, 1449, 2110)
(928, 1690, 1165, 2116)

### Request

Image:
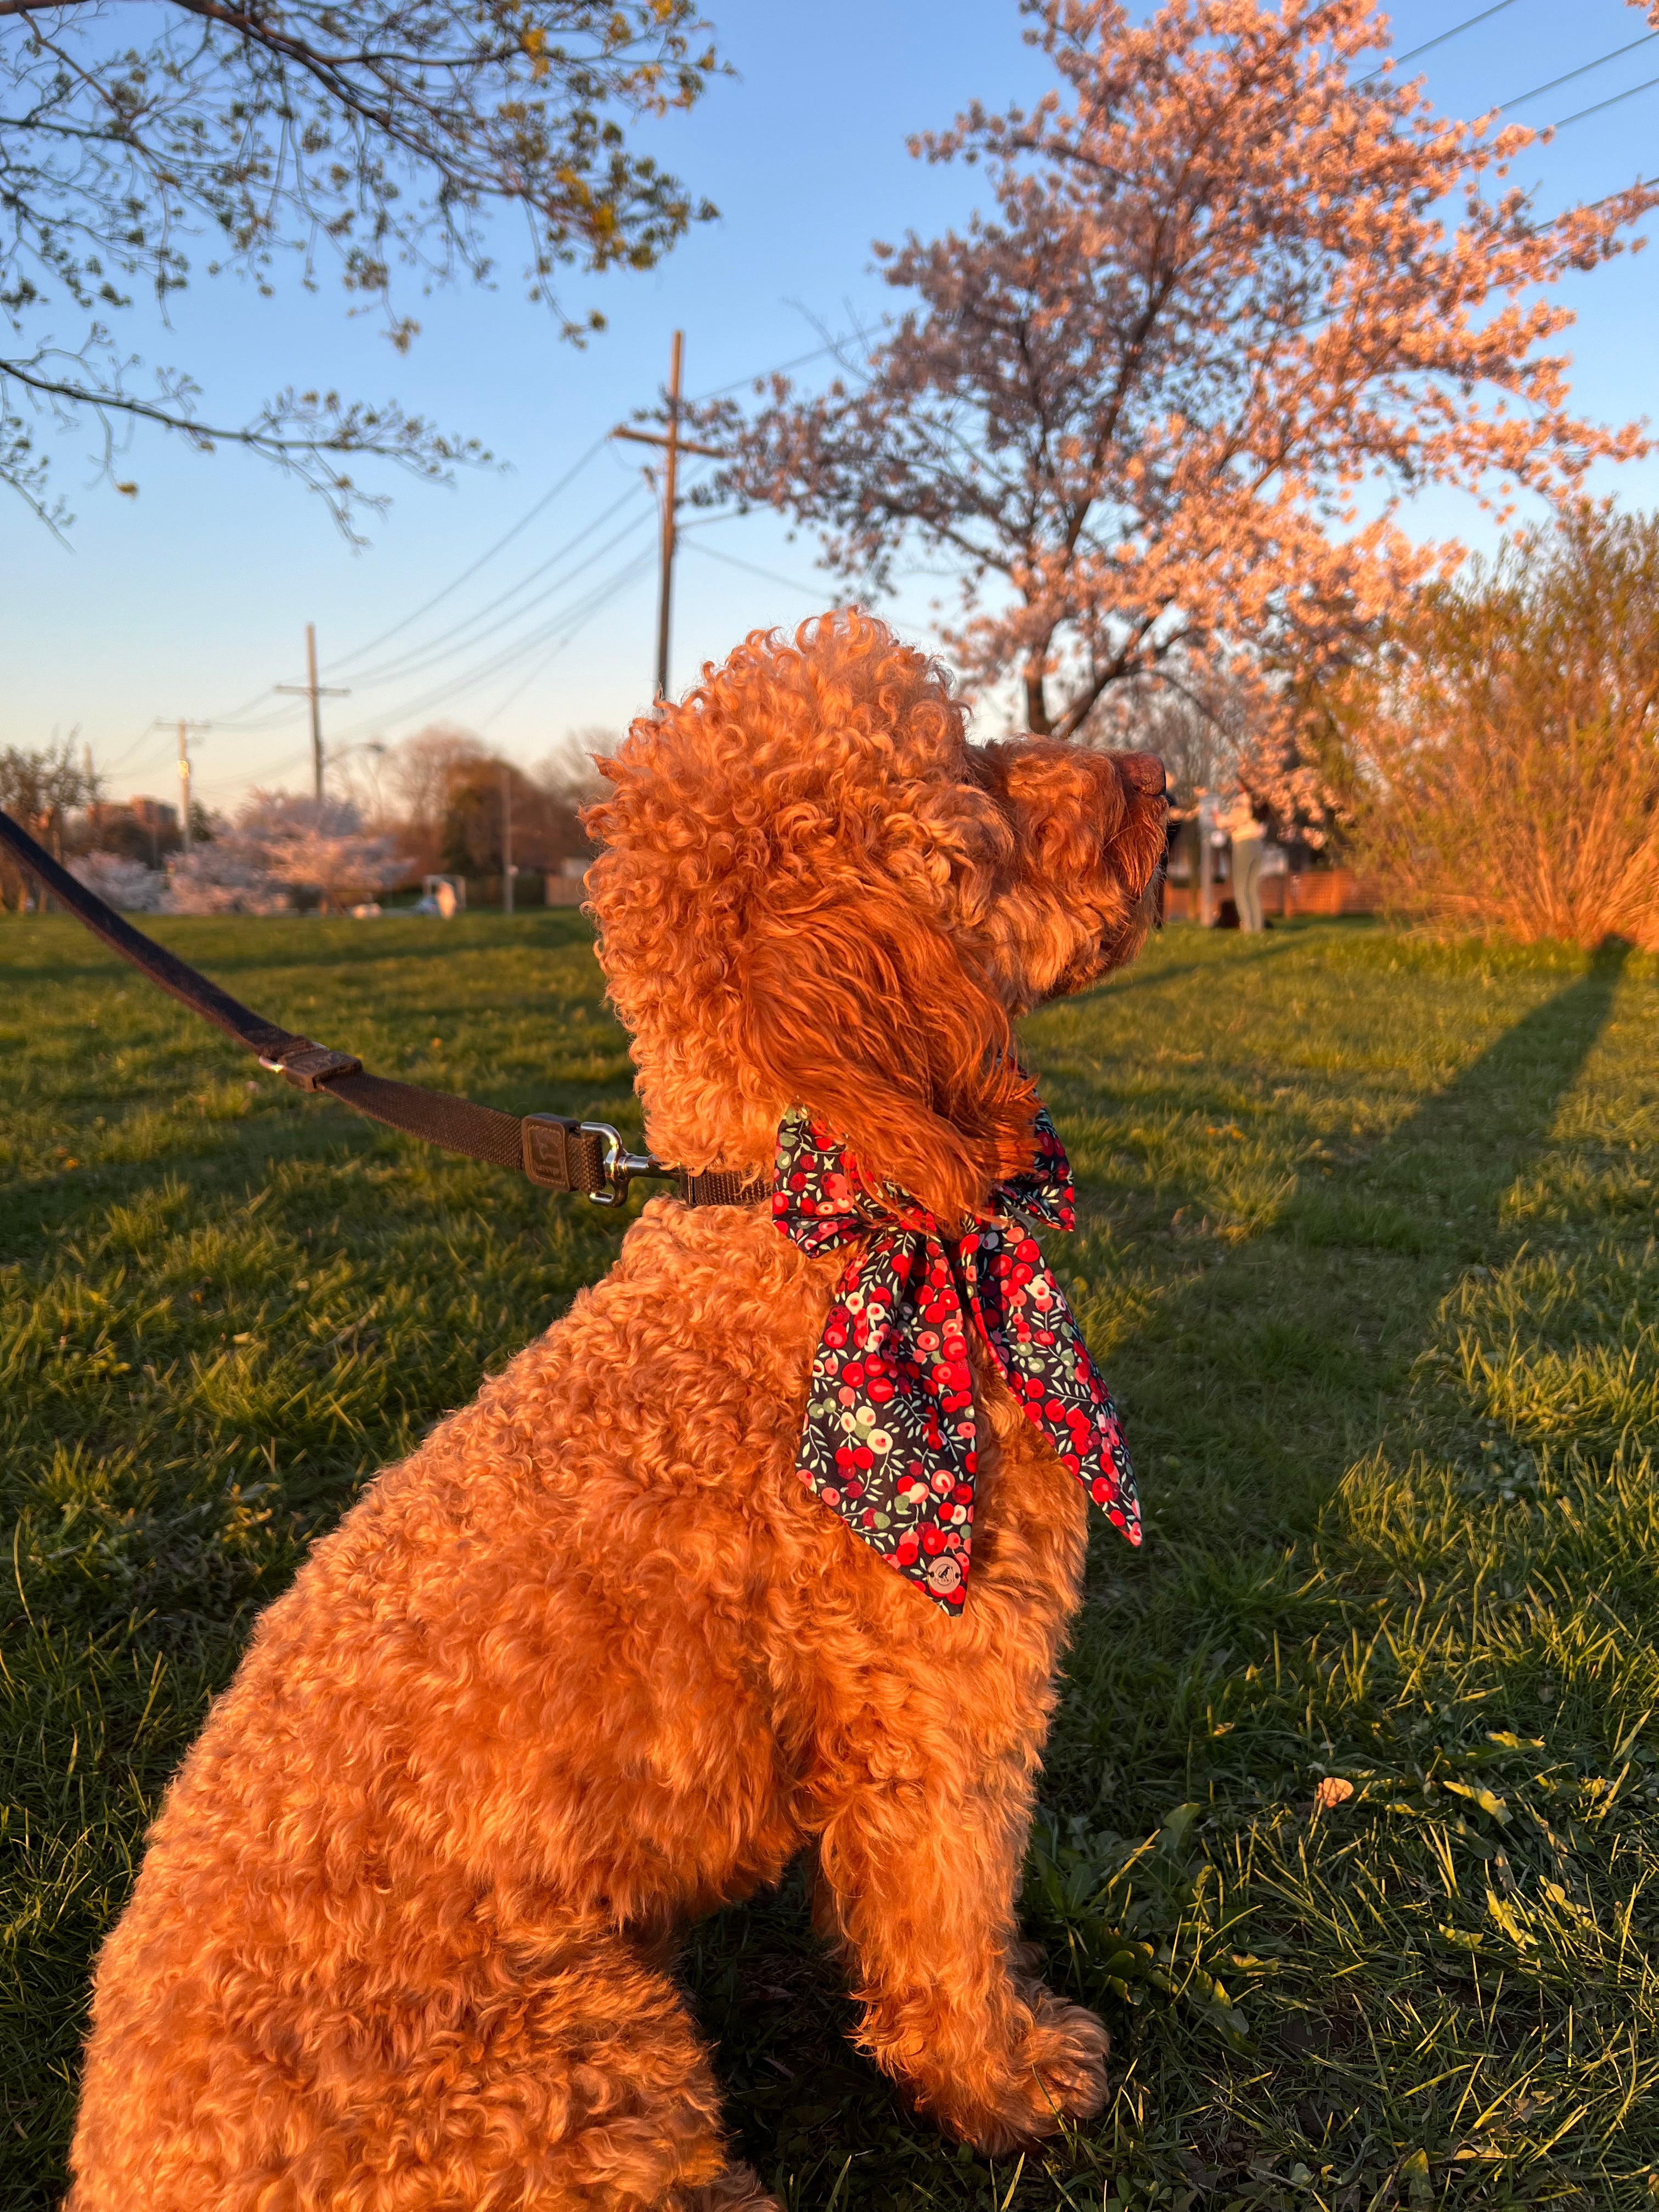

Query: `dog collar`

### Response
(771, 1105, 1140, 1612)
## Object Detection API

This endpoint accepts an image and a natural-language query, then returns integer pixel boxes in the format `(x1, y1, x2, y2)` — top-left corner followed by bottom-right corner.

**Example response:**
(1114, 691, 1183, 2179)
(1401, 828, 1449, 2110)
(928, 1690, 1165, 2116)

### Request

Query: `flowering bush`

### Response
(67, 851, 165, 912)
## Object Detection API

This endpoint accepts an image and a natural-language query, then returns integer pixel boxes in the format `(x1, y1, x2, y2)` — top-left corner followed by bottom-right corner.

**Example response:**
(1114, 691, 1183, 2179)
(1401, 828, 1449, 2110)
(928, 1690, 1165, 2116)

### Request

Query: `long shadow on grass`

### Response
(1049, 935, 1634, 1827)
(1286, 934, 1632, 1250)
(691, 941, 1635, 2205)
(1123, 935, 1629, 1493)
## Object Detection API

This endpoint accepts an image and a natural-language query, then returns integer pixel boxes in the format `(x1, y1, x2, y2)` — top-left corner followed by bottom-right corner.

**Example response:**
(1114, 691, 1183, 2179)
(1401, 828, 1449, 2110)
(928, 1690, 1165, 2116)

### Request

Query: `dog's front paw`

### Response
(955, 1995, 1110, 2155)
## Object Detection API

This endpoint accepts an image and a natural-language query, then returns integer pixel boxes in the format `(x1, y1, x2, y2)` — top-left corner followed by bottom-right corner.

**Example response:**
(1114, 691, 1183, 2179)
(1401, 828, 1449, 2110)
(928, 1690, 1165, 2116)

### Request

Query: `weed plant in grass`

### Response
(2, 913, 1656, 2211)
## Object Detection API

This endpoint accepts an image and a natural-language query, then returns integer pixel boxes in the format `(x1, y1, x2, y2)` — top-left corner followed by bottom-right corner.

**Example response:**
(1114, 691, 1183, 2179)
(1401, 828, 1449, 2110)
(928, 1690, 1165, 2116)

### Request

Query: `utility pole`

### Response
(176, 719, 210, 853)
(611, 331, 724, 699)
(148, 718, 209, 853)
(276, 624, 350, 805)
(501, 759, 515, 916)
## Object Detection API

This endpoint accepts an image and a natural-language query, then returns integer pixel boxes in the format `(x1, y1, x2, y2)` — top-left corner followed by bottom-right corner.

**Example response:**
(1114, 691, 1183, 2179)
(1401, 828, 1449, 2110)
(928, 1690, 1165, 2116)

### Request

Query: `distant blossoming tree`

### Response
(239, 793, 409, 911)
(165, 792, 406, 913)
(163, 843, 291, 916)
(696, 0, 1655, 746)
(69, 851, 165, 913)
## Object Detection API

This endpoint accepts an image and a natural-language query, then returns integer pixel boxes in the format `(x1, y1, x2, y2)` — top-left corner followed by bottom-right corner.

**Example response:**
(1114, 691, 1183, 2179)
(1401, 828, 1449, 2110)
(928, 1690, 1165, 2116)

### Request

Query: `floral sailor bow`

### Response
(771, 1104, 1141, 1613)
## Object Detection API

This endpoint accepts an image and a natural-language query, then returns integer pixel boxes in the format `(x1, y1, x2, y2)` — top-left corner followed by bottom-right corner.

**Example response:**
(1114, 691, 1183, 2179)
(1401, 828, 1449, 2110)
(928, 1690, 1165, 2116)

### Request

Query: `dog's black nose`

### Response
(1120, 752, 1166, 798)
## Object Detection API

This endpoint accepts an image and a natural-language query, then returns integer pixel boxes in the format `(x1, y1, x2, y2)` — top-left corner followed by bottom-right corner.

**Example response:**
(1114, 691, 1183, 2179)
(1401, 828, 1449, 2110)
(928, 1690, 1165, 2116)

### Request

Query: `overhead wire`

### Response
(476, 552, 658, 731)
(106, 332, 866, 787)
(99, 723, 174, 776)
(323, 540, 660, 745)
(353, 548, 658, 740)
(1355, 0, 1524, 86)
(332, 459, 712, 706)
(193, 747, 313, 802)
(325, 432, 613, 674)
(685, 538, 837, 601)
(1552, 69, 1659, 132)
(337, 489, 656, 692)
(689, 328, 878, 403)
(123, 455, 642, 774)
(1500, 32, 1659, 112)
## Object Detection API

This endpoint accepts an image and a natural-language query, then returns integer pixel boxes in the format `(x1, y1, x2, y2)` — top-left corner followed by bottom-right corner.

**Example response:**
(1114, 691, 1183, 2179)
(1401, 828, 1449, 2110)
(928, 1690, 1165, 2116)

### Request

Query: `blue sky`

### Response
(5, 0, 1658, 817)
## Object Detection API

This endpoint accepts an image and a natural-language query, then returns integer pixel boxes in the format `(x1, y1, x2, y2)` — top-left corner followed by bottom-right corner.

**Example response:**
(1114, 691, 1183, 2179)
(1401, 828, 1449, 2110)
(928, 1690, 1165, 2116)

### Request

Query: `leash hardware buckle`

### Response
(259, 1042, 364, 1092)
(579, 1122, 673, 1207)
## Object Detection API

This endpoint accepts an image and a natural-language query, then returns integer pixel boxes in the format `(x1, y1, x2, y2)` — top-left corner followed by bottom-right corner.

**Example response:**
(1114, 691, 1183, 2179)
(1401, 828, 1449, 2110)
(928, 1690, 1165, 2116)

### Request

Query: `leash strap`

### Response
(0, 805, 765, 1210)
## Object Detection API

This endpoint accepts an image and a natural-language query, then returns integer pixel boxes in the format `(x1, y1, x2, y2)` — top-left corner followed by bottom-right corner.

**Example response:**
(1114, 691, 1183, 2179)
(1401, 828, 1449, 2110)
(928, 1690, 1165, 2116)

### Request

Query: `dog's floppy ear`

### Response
(742, 887, 1039, 1223)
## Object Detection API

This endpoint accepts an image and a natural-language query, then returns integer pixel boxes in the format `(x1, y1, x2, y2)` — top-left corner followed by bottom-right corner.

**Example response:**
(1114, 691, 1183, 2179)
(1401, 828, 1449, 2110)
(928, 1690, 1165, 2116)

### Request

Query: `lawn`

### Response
(2, 911, 1656, 2212)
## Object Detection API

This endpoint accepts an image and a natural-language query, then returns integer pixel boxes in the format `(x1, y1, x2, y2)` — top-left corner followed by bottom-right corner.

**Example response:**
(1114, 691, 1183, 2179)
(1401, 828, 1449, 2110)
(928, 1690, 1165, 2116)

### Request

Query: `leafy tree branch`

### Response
(1, 0, 719, 528)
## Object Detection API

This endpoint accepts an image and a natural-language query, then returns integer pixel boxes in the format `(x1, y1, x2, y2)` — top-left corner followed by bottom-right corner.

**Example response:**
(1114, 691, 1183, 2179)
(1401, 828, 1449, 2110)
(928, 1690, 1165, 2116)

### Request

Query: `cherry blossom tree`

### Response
(241, 792, 409, 910)
(163, 843, 293, 916)
(69, 851, 166, 912)
(696, 0, 1655, 743)
(166, 792, 406, 913)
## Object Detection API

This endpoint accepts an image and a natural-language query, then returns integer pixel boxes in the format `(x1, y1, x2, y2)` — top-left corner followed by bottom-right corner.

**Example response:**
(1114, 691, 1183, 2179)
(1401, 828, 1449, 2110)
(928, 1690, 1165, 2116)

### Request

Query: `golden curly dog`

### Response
(69, 613, 1167, 2212)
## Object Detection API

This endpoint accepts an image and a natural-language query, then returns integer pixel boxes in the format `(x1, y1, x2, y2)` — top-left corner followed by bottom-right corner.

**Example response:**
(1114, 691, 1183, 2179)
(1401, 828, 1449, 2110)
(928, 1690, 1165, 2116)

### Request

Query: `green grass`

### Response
(2, 913, 1657, 2212)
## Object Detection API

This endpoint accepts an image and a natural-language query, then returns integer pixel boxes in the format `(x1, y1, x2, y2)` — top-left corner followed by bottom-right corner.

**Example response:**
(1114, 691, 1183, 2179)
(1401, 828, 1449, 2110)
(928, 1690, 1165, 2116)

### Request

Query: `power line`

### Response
(336, 456, 715, 702)
(100, 723, 174, 776)
(689, 328, 877, 403)
(362, 547, 657, 738)
(111, 334, 868, 789)
(339, 491, 656, 692)
(159, 458, 645, 748)
(193, 746, 313, 801)
(1553, 68, 1659, 132)
(476, 554, 658, 731)
(685, 538, 836, 600)
(324, 543, 658, 745)
(325, 432, 613, 674)
(1500, 32, 1659, 111)
(100, 734, 176, 785)
(200, 684, 296, 731)
(1356, 0, 1524, 86)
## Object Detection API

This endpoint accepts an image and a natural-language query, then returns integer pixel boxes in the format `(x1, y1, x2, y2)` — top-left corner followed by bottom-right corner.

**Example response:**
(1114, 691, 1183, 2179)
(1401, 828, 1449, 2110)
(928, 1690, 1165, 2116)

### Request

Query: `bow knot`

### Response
(772, 1105, 1141, 1612)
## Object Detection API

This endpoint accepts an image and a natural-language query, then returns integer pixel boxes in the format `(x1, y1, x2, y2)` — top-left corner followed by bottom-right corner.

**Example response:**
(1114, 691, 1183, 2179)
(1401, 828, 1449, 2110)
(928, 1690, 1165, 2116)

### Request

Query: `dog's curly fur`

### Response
(68, 613, 1167, 2211)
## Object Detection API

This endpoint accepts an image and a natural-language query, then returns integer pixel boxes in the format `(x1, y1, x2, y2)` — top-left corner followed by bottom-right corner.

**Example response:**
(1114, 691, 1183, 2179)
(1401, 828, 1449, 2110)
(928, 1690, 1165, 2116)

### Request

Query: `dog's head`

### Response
(583, 612, 1166, 1220)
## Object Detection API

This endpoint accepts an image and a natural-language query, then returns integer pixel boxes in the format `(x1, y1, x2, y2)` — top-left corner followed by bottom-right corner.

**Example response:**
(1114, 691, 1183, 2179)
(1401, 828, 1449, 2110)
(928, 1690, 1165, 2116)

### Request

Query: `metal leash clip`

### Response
(579, 1122, 676, 1207)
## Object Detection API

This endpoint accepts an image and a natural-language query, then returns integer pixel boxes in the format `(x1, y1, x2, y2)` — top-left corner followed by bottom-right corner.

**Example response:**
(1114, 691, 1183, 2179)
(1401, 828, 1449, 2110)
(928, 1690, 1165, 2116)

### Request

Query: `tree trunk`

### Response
(1024, 657, 1052, 737)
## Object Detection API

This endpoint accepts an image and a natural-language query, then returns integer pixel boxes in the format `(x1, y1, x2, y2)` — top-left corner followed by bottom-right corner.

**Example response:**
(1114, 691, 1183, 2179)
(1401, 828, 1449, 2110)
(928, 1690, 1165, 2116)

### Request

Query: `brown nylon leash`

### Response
(0, 805, 766, 1211)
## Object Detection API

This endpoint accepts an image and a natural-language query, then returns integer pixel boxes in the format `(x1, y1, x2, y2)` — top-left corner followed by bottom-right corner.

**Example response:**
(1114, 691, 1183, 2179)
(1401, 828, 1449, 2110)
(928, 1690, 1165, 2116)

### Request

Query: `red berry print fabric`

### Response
(771, 1104, 1141, 1613)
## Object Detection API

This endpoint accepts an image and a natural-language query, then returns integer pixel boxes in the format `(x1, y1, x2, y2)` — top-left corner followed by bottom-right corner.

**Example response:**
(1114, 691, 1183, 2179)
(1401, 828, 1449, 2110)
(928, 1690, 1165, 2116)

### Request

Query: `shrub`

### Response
(1352, 505, 1659, 950)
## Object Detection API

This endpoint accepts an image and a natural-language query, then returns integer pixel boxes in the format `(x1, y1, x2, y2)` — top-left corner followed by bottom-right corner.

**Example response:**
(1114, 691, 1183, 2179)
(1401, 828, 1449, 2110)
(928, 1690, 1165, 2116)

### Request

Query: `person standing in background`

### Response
(1222, 791, 1268, 932)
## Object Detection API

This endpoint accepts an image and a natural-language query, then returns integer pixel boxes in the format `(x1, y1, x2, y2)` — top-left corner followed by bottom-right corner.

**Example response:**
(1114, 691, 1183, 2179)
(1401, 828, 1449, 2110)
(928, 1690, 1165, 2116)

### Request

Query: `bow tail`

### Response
(793, 1228, 980, 1611)
(962, 1232, 1142, 1548)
